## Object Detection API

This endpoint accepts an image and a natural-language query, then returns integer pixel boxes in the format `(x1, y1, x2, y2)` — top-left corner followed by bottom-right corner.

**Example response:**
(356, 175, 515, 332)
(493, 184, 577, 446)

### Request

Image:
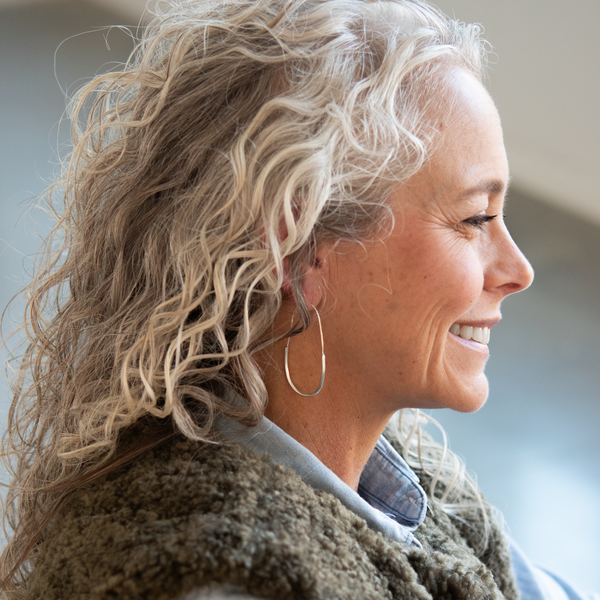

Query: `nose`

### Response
(486, 225, 534, 297)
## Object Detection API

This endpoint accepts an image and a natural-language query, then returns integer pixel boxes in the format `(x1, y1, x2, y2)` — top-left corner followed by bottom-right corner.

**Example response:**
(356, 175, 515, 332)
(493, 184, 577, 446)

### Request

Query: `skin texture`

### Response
(261, 69, 534, 490)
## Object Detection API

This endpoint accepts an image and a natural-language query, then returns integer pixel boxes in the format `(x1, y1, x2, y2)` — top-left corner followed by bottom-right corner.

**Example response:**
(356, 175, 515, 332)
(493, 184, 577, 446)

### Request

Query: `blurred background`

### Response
(1, 0, 599, 592)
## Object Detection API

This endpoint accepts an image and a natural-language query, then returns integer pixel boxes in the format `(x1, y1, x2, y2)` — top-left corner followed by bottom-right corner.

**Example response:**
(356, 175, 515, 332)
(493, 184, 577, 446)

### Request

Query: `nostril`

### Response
(501, 282, 525, 294)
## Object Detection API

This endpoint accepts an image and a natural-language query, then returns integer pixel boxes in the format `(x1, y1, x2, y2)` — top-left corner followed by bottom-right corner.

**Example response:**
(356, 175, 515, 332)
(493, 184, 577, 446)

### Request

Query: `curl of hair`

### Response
(1, 0, 487, 594)
(388, 409, 504, 558)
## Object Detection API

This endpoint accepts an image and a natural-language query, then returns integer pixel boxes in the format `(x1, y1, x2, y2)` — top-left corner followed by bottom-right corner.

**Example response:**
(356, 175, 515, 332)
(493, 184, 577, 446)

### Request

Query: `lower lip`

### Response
(448, 332, 490, 357)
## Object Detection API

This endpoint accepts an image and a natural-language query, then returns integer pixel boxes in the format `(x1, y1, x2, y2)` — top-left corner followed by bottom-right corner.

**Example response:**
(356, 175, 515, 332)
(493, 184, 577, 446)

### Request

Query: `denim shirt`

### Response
(213, 415, 599, 600)
(215, 414, 427, 548)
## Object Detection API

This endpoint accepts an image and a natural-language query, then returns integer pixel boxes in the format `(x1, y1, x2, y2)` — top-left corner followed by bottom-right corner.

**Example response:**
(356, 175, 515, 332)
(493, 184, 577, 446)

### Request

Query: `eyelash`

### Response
(462, 214, 497, 229)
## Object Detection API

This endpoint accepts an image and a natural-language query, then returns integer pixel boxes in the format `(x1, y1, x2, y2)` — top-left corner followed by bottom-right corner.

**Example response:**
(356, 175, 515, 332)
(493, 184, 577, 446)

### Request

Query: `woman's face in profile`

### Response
(319, 69, 534, 415)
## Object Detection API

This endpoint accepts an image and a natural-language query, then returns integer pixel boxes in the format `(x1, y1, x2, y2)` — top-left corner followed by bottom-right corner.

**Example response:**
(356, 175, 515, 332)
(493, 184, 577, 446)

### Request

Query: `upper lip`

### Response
(453, 318, 501, 328)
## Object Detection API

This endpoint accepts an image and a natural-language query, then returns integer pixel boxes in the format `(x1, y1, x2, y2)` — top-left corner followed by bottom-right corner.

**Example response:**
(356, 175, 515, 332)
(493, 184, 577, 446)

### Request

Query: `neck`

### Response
(264, 396, 386, 491)
(260, 314, 392, 491)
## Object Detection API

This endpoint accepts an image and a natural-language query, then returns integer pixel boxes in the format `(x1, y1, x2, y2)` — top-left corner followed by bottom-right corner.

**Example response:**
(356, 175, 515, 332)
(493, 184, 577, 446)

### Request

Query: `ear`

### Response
(281, 244, 332, 308)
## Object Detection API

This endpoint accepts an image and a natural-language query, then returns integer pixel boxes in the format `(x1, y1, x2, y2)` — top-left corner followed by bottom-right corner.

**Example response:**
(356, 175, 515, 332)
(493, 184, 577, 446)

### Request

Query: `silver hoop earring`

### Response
(284, 305, 326, 397)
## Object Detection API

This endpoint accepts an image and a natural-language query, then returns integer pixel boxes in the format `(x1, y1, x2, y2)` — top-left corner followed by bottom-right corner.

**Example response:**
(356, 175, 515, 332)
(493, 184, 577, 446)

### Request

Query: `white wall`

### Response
(87, 0, 149, 23)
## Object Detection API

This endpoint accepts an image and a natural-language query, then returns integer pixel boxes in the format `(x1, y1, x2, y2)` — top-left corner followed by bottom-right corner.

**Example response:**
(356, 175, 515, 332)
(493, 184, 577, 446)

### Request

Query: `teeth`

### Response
(450, 323, 491, 345)
(483, 327, 490, 344)
(460, 325, 473, 340)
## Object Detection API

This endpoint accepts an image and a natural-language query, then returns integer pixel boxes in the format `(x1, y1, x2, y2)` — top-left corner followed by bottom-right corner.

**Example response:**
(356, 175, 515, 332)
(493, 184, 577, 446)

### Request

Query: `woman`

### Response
(1, 0, 591, 598)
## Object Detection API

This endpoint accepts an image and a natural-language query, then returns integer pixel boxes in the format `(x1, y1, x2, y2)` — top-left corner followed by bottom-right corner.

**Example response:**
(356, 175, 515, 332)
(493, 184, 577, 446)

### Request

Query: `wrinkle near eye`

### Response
(455, 220, 485, 240)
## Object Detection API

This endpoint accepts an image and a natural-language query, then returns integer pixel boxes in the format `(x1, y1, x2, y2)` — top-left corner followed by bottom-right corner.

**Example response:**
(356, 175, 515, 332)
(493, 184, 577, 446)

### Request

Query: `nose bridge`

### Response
(490, 224, 534, 294)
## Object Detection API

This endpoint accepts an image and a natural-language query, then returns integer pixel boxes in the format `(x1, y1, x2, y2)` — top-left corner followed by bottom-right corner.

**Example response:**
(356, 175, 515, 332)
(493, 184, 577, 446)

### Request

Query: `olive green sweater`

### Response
(27, 438, 519, 600)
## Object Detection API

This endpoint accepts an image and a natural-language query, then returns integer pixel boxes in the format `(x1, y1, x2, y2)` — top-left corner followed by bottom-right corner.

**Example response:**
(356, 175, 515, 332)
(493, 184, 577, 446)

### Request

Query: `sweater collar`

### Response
(215, 414, 427, 548)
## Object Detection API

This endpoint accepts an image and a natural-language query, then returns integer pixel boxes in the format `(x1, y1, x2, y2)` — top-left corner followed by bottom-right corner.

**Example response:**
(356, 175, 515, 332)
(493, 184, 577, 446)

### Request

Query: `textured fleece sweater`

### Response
(26, 437, 519, 600)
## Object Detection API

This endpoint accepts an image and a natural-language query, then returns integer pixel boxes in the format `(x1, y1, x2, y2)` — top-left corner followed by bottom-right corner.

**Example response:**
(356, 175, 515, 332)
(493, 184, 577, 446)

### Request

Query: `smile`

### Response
(449, 323, 491, 345)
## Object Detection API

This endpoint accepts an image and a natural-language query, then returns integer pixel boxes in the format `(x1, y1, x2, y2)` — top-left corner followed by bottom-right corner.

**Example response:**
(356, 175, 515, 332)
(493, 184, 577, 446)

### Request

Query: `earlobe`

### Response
(280, 256, 295, 299)
(304, 243, 334, 308)
(281, 247, 329, 308)
(301, 263, 325, 308)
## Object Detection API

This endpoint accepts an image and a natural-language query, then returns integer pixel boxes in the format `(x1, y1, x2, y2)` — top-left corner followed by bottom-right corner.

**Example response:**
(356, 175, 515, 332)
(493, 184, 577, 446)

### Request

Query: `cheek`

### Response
(433, 245, 484, 315)
(378, 236, 484, 334)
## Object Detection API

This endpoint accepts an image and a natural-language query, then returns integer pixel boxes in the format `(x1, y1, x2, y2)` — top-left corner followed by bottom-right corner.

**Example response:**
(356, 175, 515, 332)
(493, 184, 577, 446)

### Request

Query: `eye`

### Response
(462, 213, 497, 229)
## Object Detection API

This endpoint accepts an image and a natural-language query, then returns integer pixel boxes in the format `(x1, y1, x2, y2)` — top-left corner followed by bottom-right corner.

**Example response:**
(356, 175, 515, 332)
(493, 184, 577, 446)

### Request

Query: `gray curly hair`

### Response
(1, 0, 488, 594)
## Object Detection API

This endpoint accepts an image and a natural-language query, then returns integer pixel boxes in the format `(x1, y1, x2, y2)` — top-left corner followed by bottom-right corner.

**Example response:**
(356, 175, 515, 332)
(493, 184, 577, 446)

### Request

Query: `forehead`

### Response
(409, 69, 508, 206)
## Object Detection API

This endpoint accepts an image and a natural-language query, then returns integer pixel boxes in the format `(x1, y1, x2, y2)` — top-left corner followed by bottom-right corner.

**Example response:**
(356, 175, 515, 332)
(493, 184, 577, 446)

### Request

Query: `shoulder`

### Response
(27, 437, 508, 600)
(26, 438, 411, 599)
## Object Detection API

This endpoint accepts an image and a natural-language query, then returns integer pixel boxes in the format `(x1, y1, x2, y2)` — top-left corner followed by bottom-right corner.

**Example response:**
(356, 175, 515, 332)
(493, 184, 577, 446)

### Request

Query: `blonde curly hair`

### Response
(1, 0, 487, 594)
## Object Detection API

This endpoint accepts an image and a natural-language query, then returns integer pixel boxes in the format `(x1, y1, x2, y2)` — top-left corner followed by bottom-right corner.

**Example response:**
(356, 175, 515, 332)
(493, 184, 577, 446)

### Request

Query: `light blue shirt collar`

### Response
(215, 415, 427, 548)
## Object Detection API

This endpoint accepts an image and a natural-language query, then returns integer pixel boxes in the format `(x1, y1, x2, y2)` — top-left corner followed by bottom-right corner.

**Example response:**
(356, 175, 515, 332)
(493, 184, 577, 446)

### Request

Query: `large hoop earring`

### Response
(284, 305, 326, 397)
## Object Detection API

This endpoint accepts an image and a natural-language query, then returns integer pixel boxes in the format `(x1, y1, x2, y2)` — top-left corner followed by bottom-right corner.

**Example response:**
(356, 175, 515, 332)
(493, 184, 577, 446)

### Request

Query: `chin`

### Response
(452, 397, 488, 413)
(450, 377, 489, 413)
(424, 374, 489, 413)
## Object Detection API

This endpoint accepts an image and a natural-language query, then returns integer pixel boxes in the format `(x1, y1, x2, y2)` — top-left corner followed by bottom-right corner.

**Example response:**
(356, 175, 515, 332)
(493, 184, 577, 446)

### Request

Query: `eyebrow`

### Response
(459, 177, 510, 199)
